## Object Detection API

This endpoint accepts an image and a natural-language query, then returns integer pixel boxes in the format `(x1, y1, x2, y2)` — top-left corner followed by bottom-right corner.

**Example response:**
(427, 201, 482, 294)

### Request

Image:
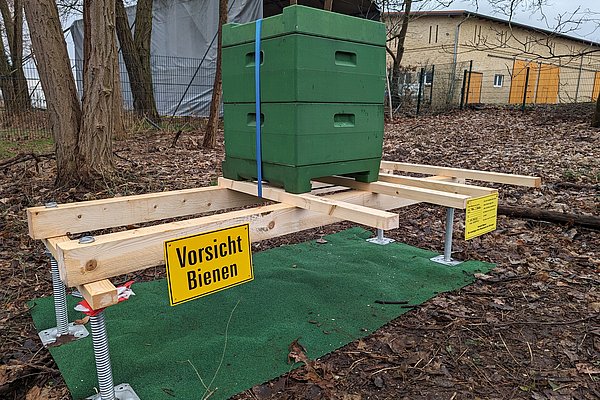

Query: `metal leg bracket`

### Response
(38, 323, 89, 347)
(367, 228, 395, 245)
(86, 383, 140, 400)
(430, 207, 463, 266)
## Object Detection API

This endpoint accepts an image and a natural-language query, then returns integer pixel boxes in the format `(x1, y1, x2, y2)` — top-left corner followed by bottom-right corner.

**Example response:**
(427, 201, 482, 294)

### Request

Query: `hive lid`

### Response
(223, 5, 385, 48)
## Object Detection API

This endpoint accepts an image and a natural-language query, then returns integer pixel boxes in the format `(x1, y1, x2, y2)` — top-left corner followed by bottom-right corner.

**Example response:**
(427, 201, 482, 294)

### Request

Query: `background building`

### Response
(385, 10, 600, 109)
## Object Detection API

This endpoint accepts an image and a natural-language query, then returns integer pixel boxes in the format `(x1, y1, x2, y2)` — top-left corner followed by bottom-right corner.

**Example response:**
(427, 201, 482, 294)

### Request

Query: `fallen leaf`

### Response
(373, 375, 384, 388)
(287, 338, 309, 365)
(74, 315, 90, 325)
(576, 363, 600, 374)
(589, 302, 600, 313)
(0, 364, 25, 386)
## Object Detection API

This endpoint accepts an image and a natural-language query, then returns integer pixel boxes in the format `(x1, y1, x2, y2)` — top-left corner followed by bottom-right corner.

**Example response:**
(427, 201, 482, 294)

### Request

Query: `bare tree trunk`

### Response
(133, 0, 159, 122)
(115, 0, 159, 123)
(24, 0, 81, 186)
(0, 37, 15, 112)
(10, 0, 30, 110)
(204, 0, 227, 148)
(593, 93, 600, 128)
(78, 0, 117, 183)
(390, 0, 412, 107)
(0, 0, 30, 111)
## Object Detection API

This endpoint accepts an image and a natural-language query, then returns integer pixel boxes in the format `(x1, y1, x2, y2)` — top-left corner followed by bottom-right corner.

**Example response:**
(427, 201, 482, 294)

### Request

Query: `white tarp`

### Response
(70, 0, 261, 117)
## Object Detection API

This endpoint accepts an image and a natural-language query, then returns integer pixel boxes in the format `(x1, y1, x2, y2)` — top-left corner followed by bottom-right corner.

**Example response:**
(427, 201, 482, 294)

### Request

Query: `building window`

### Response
(429, 25, 439, 44)
(424, 71, 434, 86)
(497, 30, 508, 46)
(493, 74, 504, 87)
(474, 25, 483, 44)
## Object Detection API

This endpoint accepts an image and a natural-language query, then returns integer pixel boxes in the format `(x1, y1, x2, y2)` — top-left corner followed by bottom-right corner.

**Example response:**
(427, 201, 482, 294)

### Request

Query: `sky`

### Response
(433, 0, 600, 42)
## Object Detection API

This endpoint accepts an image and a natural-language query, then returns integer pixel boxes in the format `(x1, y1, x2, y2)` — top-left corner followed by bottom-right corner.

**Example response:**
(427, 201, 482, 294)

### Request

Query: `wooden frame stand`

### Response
(27, 160, 540, 309)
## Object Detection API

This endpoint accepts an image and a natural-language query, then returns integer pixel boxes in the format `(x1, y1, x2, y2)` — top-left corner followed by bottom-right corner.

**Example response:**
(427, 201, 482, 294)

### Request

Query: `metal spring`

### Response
(50, 256, 69, 336)
(90, 312, 115, 400)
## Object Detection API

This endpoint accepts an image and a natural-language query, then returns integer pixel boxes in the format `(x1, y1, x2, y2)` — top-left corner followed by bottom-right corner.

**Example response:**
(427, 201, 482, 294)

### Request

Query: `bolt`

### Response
(79, 236, 95, 244)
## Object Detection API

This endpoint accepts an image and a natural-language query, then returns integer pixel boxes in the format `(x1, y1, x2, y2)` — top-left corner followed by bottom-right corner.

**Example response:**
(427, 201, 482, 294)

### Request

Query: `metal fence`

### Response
(388, 60, 600, 116)
(3, 55, 600, 141)
(0, 54, 212, 141)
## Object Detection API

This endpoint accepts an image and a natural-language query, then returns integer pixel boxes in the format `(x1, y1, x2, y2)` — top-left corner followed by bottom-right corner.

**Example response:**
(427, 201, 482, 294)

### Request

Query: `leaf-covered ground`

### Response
(1, 104, 598, 399)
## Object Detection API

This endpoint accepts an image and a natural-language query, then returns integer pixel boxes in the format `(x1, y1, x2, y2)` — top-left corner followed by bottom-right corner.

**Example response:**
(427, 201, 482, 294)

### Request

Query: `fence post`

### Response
(575, 57, 583, 102)
(386, 68, 393, 120)
(522, 67, 530, 112)
(464, 60, 473, 106)
(429, 65, 435, 104)
(416, 67, 425, 116)
(459, 69, 467, 109)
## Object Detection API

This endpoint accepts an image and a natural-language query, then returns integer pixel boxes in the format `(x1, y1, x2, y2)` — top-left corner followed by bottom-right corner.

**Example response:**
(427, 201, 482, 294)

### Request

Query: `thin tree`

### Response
(25, 0, 121, 186)
(203, 0, 227, 148)
(0, 0, 30, 112)
(115, 0, 160, 123)
(386, 0, 412, 107)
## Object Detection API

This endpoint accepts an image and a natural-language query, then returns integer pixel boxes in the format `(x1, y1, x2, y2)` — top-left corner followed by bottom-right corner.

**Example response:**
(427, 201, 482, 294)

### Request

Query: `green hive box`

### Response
(222, 6, 386, 194)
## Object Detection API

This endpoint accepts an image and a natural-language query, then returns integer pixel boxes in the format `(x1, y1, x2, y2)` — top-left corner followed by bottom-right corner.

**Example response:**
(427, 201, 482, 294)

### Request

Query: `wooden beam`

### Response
(54, 190, 420, 287)
(43, 235, 70, 255)
(316, 176, 471, 209)
(378, 173, 497, 197)
(27, 187, 259, 240)
(381, 161, 542, 188)
(77, 280, 118, 310)
(218, 178, 398, 230)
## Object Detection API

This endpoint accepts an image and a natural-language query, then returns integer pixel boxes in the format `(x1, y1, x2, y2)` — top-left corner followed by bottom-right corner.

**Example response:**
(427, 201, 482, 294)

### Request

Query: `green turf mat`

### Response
(29, 228, 493, 399)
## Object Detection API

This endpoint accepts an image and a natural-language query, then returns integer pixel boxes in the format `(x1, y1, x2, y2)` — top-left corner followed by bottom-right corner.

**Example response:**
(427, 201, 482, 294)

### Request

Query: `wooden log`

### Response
(498, 206, 600, 230)
(219, 178, 399, 230)
(380, 161, 541, 188)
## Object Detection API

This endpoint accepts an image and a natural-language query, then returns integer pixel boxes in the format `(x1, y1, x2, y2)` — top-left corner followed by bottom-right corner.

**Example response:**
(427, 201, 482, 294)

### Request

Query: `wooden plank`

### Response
(378, 173, 496, 197)
(77, 280, 118, 310)
(218, 178, 398, 230)
(55, 190, 420, 287)
(380, 161, 542, 188)
(27, 187, 259, 240)
(43, 236, 70, 255)
(315, 176, 470, 209)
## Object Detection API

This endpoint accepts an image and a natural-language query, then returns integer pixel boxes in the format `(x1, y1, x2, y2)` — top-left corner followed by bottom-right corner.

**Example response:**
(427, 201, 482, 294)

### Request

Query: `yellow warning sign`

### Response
(465, 193, 499, 240)
(164, 224, 253, 306)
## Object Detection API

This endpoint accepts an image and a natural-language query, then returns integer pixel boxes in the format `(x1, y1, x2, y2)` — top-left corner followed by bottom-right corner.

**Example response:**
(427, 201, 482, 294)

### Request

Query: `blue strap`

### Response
(255, 19, 263, 198)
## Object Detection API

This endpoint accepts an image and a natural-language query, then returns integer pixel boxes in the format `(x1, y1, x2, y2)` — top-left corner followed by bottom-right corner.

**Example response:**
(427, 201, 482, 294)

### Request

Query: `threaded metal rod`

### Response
(90, 312, 115, 400)
(50, 256, 69, 336)
(444, 208, 455, 262)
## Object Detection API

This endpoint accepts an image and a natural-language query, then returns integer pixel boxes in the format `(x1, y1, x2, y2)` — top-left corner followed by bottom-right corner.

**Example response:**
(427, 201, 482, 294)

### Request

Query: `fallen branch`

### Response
(555, 182, 600, 191)
(170, 130, 183, 148)
(498, 206, 600, 230)
(0, 152, 54, 170)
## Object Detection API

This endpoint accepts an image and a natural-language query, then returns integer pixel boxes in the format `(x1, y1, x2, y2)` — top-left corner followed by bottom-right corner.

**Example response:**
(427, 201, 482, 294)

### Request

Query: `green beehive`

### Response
(222, 5, 386, 194)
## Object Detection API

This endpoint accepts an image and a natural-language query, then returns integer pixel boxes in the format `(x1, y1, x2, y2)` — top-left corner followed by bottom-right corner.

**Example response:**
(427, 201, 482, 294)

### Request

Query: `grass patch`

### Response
(0, 137, 54, 160)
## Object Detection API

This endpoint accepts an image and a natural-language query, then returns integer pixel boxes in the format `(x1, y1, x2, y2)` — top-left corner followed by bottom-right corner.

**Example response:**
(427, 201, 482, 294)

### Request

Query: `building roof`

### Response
(384, 10, 600, 48)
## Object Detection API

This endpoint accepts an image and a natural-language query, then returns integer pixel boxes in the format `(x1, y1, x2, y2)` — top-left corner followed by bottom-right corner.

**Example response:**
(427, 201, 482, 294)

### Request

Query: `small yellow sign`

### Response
(465, 193, 499, 240)
(164, 224, 253, 306)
